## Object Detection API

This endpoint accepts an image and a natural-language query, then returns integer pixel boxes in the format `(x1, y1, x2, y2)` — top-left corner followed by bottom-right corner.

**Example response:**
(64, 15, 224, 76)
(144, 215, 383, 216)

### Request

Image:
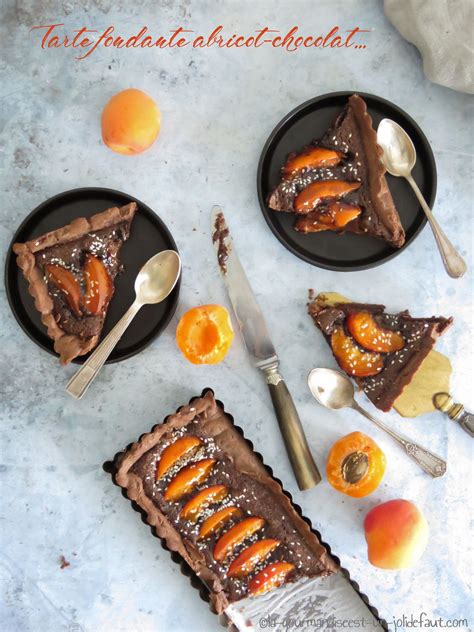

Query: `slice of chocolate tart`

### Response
(13, 202, 137, 364)
(308, 291, 452, 412)
(268, 94, 405, 248)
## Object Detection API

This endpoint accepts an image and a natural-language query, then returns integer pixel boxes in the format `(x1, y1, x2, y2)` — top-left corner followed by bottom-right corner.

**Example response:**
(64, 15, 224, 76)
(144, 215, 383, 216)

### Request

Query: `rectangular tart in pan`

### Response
(111, 390, 386, 630)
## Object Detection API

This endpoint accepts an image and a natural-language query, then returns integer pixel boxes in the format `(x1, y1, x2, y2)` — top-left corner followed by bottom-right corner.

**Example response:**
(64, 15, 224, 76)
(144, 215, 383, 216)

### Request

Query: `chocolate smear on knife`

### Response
(212, 211, 230, 274)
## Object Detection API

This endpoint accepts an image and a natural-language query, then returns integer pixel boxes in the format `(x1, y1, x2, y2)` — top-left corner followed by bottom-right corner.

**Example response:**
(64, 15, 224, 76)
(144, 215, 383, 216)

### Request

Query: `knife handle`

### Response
(264, 368, 322, 490)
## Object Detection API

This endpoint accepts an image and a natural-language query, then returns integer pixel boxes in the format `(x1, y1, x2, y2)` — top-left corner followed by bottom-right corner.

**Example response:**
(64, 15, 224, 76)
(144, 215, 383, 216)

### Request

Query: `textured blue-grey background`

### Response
(1, 1, 472, 631)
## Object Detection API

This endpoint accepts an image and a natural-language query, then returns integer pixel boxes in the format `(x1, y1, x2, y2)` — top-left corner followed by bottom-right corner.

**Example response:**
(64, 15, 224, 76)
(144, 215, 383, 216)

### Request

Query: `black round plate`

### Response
(5, 188, 181, 364)
(257, 91, 437, 270)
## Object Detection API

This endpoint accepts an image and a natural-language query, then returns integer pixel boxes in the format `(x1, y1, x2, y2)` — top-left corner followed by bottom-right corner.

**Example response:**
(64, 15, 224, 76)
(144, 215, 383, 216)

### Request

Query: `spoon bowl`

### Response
(135, 250, 181, 304)
(377, 118, 416, 177)
(308, 367, 355, 410)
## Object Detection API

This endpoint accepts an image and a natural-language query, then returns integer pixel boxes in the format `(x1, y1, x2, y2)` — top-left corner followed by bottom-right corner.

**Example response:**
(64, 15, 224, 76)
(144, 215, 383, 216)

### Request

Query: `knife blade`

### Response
(211, 206, 321, 490)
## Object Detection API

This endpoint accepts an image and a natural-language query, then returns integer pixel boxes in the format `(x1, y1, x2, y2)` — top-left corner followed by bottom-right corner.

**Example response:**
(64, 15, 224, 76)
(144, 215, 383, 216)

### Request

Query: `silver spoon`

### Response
(307, 368, 446, 478)
(66, 250, 181, 399)
(377, 118, 466, 279)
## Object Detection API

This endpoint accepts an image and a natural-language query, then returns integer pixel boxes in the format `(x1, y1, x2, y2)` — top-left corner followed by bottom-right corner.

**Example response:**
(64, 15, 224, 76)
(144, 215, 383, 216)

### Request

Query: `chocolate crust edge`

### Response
(12, 202, 137, 364)
(106, 390, 346, 619)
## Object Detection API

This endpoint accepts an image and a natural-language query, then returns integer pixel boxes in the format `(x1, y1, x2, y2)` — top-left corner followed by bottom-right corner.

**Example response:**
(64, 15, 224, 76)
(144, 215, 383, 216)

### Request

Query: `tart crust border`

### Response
(114, 391, 338, 614)
(13, 202, 137, 365)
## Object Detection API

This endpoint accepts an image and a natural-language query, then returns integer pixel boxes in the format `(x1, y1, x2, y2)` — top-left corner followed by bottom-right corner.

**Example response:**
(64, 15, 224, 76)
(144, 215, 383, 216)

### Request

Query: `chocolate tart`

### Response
(308, 292, 453, 412)
(268, 94, 405, 248)
(13, 202, 137, 364)
(112, 391, 337, 613)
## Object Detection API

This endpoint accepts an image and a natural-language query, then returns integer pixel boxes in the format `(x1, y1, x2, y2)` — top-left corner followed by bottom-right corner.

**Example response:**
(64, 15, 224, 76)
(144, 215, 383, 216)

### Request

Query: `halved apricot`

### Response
(331, 327, 384, 378)
(227, 539, 280, 578)
(294, 180, 361, 214)
(156, 436, 202, 480)
(83, 254, 113, 316)
(45, 264, 82, 317)
(198, 506, 243, 540)
(248, 561, 295, 596)
(180, 485, 228, 522)
(347, 311, 405, 353)
(176, 305, 234, 365)
(213, 517, 265, 562)
(283, 147, 343, 176)
(164, 459, 216, 503)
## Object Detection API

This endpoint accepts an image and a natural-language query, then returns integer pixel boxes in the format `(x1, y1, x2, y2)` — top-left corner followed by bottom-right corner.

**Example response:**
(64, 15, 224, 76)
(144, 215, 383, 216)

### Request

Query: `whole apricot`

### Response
(101, 88, 160, 155)
(364, 499, 429, 569)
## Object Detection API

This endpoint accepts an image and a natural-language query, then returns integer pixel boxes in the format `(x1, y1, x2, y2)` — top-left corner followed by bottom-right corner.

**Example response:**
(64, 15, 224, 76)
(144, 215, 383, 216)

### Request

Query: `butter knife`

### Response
(211, 206, 321, 490)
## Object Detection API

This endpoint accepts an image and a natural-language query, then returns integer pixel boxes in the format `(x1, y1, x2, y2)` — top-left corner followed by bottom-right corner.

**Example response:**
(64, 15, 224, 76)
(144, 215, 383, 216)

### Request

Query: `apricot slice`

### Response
(331, 327, 384, 377)
(295, 202, 361, 233)
(294, 180, 361, 214)
(329, 202, 362, 227)
(45, 264, 82, 317)
(198, 506, 243, 540)
(164, 459, 216, 503)
(101, 88, 161, 155)
(227, 539, 280, 578)
(248, 561, 295, 596)
(213, 517, 265, 562)
(180, 485, 228, 522)
(83, 254, 113, 316)
(156, 436, 202, 480)
(176, 305, 234, 365)
(283, 147, 343, 176)
(347, 311, 405, 353)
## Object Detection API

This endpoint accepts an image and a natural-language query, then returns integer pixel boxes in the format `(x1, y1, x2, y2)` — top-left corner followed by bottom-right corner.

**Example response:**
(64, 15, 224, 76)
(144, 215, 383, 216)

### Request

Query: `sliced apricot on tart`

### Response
(294, 180, 361, 214)
(295, 202, 361, 233)
(180, 485, 228, 522)
(329, 202, 362, 227)
(331, 327, 384, 378)
(283, 147, 343, 176)
(156, 436, 202, 480)
(347, 311, 405, 353)
(248, 561, 295, 596)
(213, 516, 265, 562)
(163, 458, 216, 503)
(45, 264, 82, 317)
(227, 539, 280, 578)
(198, 506, 243, 540)
(83, 254, 113, 316)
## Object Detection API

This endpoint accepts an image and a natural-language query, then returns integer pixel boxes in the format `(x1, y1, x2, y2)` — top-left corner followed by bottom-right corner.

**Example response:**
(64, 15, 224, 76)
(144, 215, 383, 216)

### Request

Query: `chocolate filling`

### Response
(35, 223, 130, 338)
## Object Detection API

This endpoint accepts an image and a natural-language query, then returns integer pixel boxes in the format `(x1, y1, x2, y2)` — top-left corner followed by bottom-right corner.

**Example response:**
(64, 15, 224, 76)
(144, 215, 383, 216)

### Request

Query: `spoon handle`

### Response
(352, 402, 446, 478)
(66, 301, 142, 400)
(406, 174, 466, 278)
